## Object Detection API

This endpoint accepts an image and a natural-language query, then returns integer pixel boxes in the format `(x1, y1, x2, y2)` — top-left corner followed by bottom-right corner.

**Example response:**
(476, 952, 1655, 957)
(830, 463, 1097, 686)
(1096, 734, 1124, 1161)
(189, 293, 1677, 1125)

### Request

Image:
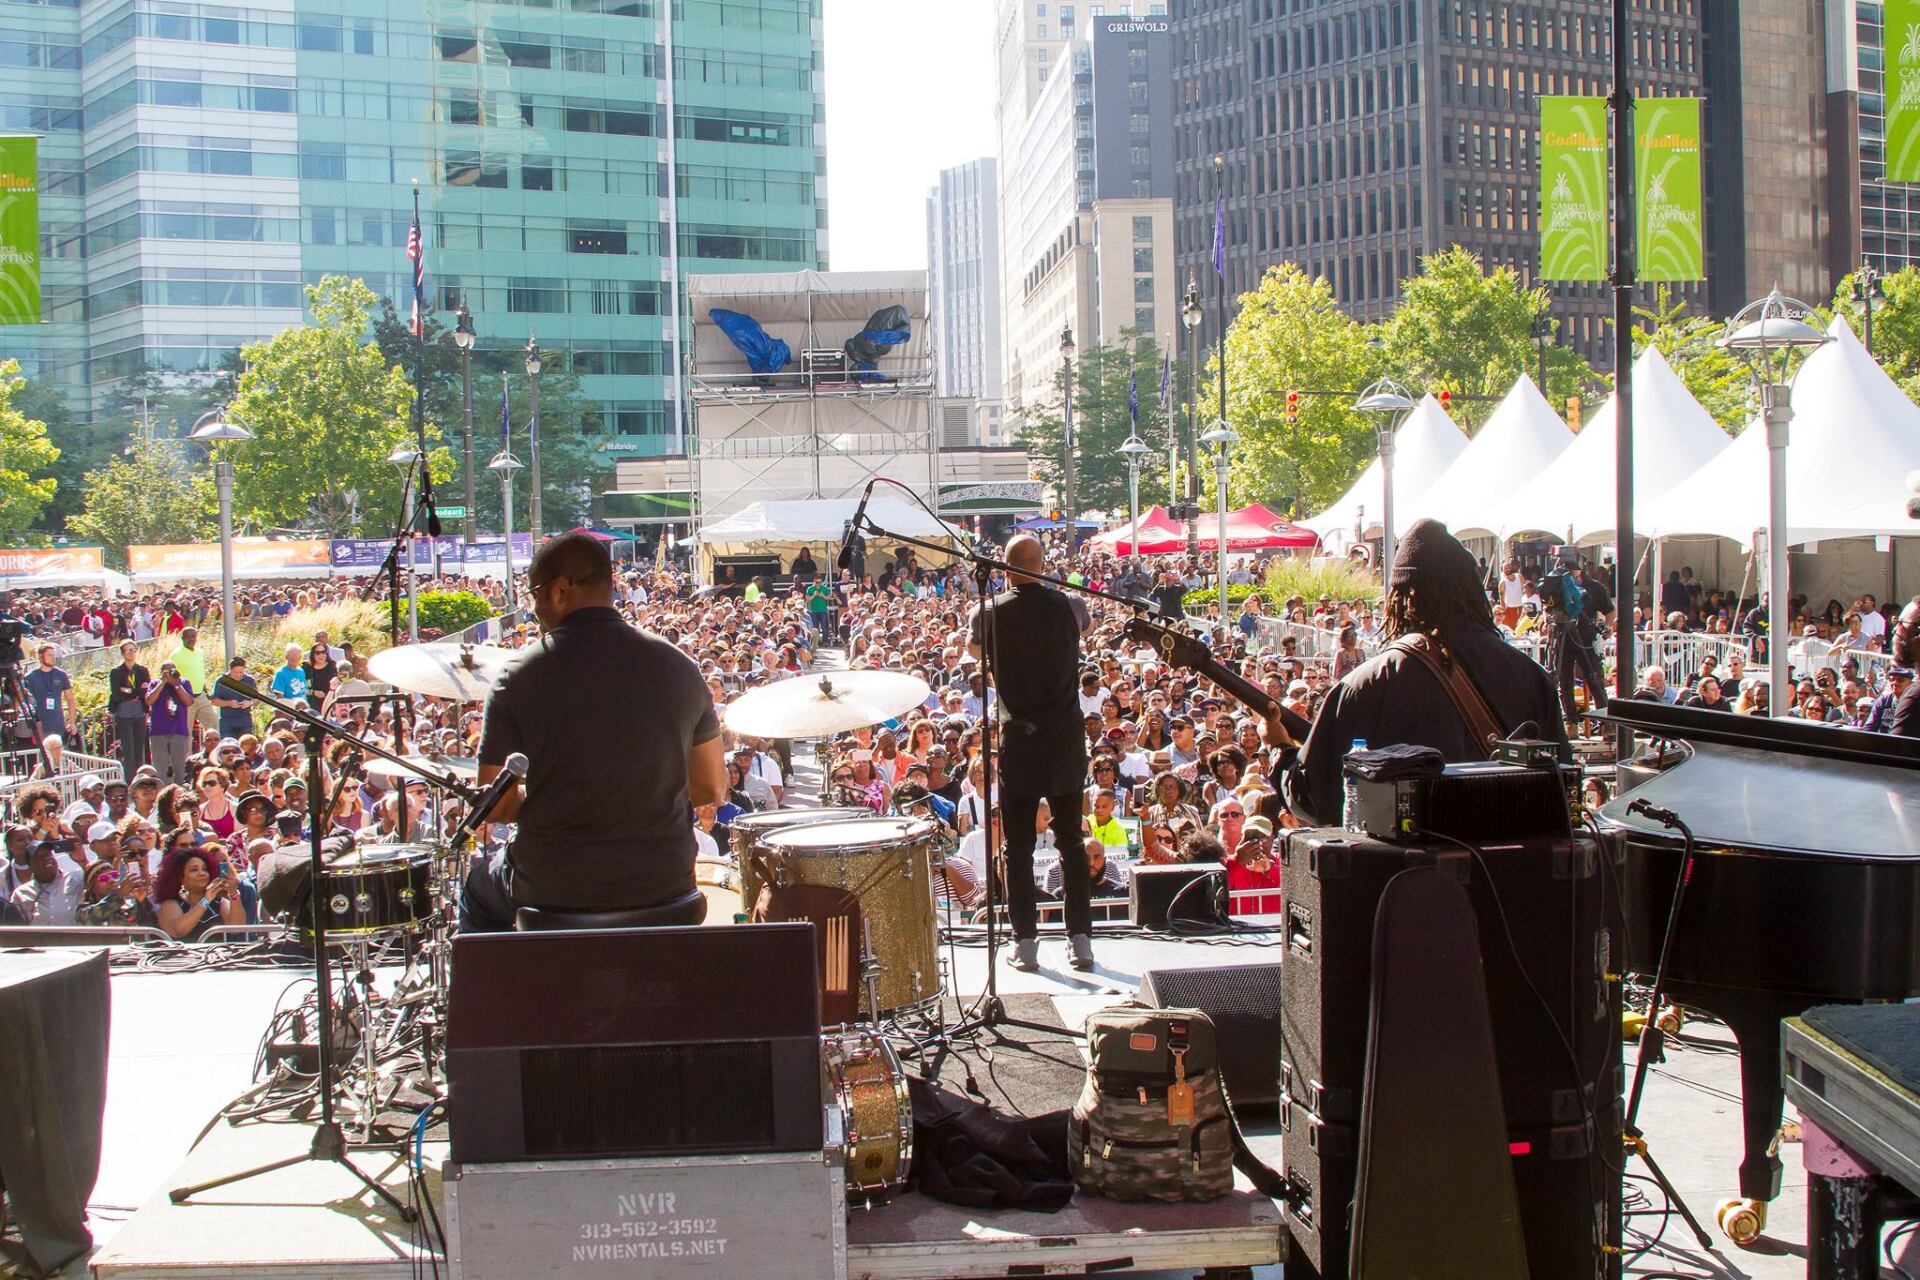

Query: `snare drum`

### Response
(824, 1029, 913, 1202)
(728, 808, 871, 911)
(760, 817, 942, 1019)
(695, 857, 740, 924)
(297, 843, 434, 940)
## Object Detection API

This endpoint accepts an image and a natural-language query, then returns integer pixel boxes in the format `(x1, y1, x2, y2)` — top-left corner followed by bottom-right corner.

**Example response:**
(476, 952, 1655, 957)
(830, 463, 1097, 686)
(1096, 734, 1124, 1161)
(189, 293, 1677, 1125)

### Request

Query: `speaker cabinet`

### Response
(447, 923, 823, 1165)
(1129, 862, 1224, 929)
(1138, 962, 1284, 1108)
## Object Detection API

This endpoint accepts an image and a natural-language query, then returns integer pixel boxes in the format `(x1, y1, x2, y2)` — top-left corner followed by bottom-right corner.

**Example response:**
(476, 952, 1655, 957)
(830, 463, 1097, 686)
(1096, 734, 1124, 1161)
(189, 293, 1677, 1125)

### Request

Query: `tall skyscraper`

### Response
(1004, 6, 1175, 424)
(1172, 0, 1705, 367)
(926, 158, 1004, 406)
(0, 0, 826, 471)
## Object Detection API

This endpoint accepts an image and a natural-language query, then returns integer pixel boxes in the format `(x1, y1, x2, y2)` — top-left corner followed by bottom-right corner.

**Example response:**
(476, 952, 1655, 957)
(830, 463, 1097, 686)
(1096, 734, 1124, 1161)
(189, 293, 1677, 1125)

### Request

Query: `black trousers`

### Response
(1554, 625, 1609, 719)
(1000, 791, 1089, 939)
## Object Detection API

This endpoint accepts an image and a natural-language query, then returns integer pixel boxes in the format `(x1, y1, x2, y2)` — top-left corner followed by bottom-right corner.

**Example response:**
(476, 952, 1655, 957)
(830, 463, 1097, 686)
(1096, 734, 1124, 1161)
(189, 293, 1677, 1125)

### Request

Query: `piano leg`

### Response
(1725, 1005, 1786, 1206)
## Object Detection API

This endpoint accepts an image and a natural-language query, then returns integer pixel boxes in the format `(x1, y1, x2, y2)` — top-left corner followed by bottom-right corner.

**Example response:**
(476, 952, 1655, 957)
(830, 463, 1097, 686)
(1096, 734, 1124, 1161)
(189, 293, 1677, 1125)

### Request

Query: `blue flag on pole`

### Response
(1159, 351, 1171, 408)
(1128, 370, 1139, 428)
(498, 378, 510, 449)
(1211, 187, 1226, 279)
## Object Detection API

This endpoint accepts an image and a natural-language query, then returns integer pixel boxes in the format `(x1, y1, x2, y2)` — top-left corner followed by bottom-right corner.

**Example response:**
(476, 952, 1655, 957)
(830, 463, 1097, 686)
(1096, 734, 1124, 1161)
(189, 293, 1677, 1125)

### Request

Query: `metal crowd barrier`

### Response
(0, 752, 126, 815)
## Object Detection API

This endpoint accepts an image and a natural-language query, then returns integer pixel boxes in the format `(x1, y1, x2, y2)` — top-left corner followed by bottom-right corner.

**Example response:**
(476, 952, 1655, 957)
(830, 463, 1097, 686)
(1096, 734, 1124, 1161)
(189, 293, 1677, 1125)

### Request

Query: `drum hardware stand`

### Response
(1619, 798, 1717, 1252)
(170, 721, 417, 1221)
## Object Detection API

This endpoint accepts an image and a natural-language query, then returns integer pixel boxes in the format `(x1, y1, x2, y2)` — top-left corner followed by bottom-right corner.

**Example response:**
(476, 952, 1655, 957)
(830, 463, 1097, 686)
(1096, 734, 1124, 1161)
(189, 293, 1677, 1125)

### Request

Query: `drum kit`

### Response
(273, 643, 949, 1203)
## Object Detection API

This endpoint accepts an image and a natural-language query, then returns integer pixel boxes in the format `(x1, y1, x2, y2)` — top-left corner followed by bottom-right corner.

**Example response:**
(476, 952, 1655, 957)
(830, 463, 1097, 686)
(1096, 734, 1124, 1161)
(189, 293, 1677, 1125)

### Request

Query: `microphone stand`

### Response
(852, 505, 1150, 1040)
(170, 695, 429, 1219)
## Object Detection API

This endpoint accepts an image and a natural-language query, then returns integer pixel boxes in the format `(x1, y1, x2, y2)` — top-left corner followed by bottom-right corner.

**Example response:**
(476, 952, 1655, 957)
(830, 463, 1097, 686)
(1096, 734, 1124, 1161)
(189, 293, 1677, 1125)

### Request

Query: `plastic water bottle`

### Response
(1342, 739, 1369, 831)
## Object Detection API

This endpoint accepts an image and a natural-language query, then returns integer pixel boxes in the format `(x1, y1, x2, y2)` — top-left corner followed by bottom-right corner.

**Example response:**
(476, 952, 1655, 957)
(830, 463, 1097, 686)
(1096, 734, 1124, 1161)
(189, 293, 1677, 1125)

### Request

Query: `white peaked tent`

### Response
(1303, 394, 1469, 548)
(1395, 374, 1574, 540)
(1497, 346, 1731, 545)
(1647, 318, 1920, 547)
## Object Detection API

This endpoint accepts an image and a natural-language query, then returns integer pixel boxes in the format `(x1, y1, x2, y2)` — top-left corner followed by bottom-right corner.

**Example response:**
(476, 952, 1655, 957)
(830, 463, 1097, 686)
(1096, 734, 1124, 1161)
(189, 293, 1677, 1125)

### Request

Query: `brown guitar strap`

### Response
(1385, 634, 1503, 758)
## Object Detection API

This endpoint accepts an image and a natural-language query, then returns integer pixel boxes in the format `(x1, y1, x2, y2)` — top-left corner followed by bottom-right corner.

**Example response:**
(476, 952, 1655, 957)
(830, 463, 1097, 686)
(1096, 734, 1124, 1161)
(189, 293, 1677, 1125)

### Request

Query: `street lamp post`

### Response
(387, 446, 423, 643)
(1856, 262, 1881, 356)
(1530, 314, 1553, 393)
(1059, 324, 1076, 548)
(1200, 423, 1235, 625)
(188, 408, 254, 662)
(488, 450, 525, 614)
(454, 302, 477, 545)
(525, 333, 543, 541)
(1720, 290, 1829, 716)
(1354, 378, 1417, 587)
(1119, 435, 1150, 564)
(1181, 276, 1202, 556)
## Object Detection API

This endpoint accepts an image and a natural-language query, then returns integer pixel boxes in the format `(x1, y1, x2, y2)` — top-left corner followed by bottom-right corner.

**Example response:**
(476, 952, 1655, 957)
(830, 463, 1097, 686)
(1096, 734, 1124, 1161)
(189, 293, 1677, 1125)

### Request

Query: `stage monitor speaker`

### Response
(1130, 863, 1224, 929)
(447, 923, 823, 1165)
(1138, 962, 1283, 1108)
(1276, 828, 1622, 1280)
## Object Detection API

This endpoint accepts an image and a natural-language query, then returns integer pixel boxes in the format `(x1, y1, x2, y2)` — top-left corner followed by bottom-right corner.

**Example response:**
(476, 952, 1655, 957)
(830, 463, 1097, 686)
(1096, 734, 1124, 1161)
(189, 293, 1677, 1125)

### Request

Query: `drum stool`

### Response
(513, 888, 707, 931)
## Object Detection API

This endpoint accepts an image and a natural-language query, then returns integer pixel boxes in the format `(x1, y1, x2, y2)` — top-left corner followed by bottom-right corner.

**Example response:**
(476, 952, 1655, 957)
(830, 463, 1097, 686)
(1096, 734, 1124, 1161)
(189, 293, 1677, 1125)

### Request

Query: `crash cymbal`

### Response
(722, 670, 931, 738)
(367, 642, 510, 701)
(363, 753, 480, 782)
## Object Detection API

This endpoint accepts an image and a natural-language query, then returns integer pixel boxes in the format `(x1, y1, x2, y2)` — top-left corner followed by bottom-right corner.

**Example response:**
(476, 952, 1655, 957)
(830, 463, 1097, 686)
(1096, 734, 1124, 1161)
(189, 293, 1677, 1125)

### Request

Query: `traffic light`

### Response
(1567, 396, 1582, 431)
(1285, 389, 1301, 424)
(1437, 388, 1453, 415)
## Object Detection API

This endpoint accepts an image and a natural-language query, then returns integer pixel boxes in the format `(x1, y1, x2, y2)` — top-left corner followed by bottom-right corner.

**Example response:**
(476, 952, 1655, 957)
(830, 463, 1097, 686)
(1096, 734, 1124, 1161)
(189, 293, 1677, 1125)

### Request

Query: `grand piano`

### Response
(1600, 700, 1920, 1243)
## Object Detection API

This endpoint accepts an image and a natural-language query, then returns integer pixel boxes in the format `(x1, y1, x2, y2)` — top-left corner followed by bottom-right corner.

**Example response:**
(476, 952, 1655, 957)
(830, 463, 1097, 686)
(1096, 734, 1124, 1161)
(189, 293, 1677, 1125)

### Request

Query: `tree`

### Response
(66, 423, 216, 563)
(227, 276, 450, 537)
(1832, 267, 1920, 406)
(1630, 285, 1751, 430)
(0, 361, 61, 538)
(1378, 246, 1596, 430)
(1201, 264, 1381, 518)
(1015, 333, 1175, 518)
(372, 298, 600, 534)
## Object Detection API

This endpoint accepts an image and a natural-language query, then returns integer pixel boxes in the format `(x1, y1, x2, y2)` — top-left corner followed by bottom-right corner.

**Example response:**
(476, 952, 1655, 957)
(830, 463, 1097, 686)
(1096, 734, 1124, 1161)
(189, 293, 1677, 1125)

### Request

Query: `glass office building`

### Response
(0, 0, 826, 463)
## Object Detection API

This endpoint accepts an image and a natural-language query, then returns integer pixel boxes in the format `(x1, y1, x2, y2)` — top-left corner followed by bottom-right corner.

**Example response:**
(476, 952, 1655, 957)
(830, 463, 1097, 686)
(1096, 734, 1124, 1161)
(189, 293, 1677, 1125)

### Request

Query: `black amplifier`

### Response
(1353, 760, 1577, 844)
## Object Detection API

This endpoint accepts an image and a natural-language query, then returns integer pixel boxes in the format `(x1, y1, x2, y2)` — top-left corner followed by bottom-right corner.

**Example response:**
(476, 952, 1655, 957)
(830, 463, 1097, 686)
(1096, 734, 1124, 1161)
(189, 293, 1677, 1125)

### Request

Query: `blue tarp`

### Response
(845, 305, 910, 382)
(709, 308, 792, 374)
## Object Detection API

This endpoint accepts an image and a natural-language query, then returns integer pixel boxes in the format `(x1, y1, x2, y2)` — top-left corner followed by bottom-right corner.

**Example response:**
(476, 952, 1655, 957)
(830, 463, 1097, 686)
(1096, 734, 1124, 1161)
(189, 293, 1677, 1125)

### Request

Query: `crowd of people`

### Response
(6, 527, 1913, 934)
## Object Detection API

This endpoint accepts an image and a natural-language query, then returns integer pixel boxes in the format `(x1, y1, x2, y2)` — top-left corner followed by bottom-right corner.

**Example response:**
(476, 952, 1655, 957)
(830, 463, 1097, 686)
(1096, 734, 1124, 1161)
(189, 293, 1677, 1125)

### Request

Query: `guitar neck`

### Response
(1186, 653, 1313, 741)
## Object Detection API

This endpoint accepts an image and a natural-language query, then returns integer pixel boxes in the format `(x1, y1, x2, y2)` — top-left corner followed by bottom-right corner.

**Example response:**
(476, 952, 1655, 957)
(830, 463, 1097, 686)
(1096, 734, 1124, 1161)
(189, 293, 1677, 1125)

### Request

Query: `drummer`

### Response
(459, 532, 727, 933)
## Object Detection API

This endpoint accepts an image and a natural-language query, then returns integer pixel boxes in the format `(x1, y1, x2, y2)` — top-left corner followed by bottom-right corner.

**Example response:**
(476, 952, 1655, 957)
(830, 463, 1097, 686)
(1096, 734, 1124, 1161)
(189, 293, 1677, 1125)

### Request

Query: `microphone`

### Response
(1626, 797, 1681, 829)
(425, 500, 442, 538)
(838, 481, 875, 571)
(454, 752, 527, 844)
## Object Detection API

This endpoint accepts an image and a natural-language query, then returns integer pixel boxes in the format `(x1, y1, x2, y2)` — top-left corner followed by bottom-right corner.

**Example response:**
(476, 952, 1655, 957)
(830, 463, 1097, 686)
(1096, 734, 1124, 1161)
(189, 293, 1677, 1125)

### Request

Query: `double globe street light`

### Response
(1353, 378, 1417, 585)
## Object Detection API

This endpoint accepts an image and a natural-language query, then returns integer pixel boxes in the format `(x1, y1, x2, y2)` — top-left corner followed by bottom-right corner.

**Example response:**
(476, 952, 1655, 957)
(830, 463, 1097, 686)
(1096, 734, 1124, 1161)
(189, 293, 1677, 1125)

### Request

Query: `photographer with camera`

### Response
(1542, 552, 1611, 726)
(143, 659, 197, 786)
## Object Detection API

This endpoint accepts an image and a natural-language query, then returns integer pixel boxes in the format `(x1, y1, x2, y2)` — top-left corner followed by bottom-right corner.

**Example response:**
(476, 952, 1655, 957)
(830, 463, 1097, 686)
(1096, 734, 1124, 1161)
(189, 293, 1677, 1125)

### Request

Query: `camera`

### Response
(0, 615, 24, 669)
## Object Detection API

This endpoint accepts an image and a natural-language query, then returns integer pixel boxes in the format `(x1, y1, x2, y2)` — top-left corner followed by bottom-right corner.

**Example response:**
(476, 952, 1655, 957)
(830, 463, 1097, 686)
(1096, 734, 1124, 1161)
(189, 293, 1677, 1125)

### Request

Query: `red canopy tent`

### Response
(1088, 504, 1319, 555)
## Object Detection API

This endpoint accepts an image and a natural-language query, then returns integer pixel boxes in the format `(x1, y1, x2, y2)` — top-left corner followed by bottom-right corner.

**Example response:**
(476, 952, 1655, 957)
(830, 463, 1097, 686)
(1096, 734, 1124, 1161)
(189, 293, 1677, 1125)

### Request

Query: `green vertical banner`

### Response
(1539, 97, 1608, 281)
(0, 137, 40, 325)
(1636, 98, 1704, 281)
(1888, 0, 1920, 181)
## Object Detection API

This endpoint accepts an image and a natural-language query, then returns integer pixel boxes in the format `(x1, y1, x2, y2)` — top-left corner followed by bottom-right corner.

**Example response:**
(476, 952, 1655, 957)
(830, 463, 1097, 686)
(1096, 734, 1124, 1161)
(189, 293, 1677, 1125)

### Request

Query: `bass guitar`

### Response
(1123, 615, 1313, 743)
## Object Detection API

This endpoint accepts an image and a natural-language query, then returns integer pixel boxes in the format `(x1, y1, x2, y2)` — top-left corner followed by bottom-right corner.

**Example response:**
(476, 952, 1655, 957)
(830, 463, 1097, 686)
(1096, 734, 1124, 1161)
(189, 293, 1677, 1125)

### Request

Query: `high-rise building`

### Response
(0, 0, 826, 473)
(926, 158, 1004, 410)
(1005, 7, 1176, 424)
(1816, 0, 1920, 309)
(1171, 0, 1706, 368)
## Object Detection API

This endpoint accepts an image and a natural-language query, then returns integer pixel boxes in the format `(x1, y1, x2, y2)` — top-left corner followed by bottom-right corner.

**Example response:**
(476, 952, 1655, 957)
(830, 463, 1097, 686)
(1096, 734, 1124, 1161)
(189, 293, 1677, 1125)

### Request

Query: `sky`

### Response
(822, 1, 997, 272)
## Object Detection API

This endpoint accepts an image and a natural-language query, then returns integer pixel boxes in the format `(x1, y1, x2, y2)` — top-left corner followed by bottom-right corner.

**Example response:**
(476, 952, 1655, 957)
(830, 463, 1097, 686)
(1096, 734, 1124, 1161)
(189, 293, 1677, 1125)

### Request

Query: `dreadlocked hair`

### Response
(1383, 579, 1499, 641)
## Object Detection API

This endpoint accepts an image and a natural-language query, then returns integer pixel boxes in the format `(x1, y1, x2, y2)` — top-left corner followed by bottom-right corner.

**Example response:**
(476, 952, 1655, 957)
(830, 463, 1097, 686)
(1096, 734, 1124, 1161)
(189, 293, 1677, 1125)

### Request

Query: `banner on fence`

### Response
(327, 534, 532, 570)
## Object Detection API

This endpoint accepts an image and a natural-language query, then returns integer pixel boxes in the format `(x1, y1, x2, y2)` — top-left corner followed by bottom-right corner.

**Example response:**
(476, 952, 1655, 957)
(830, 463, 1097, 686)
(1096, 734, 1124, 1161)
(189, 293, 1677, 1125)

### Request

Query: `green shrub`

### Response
(415, 590, 493, 637)
(1261, 556, 1380, 606)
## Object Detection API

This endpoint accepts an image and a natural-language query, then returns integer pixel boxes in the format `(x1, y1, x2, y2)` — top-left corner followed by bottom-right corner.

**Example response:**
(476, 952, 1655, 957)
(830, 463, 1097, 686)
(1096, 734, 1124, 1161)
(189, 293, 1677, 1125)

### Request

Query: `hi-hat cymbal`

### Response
(363, 753, 480, 783)
(367, 642, 510, 701)
(722, 671, 931, 738)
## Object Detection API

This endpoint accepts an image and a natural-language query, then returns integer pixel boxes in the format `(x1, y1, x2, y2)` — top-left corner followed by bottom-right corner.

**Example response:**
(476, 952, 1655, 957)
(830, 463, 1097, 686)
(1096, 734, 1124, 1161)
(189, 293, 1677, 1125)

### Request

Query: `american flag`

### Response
(405, 211, 426, 337)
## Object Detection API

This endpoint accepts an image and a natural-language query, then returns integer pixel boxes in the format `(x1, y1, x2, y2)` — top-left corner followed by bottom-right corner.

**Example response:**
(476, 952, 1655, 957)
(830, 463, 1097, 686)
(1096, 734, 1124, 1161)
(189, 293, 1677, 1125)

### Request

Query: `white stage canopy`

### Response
(1303, 393, 1467, 549)
(698, 496, 966, 560)
(1646, 318, 1920, 548)
(1395, 374, 1574, 540)
(1497, 346, 1731, 545)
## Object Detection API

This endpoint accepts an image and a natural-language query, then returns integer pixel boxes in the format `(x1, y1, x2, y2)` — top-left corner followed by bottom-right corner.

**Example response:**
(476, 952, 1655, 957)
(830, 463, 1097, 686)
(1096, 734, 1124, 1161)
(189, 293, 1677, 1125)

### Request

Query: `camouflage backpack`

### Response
(1070, 1004, 1236, 1202)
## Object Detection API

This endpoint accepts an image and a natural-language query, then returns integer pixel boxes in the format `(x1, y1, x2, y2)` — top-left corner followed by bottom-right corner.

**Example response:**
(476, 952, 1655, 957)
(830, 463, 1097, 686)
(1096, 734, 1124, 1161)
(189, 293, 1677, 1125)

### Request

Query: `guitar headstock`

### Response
(1124, 614, 1212, 673)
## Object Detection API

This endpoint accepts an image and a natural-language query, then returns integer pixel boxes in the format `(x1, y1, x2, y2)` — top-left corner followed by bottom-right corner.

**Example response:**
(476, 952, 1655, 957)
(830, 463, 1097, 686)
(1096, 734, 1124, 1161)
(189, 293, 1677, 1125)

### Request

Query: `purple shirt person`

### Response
(145, 663, 196, 785)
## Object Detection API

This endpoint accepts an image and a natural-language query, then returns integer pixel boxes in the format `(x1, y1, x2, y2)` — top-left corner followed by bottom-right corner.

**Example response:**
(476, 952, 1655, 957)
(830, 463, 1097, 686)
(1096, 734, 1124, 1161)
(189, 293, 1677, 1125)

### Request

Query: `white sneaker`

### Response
(1069, 933, 1095, 971)
(1009, 937, 1040, 971)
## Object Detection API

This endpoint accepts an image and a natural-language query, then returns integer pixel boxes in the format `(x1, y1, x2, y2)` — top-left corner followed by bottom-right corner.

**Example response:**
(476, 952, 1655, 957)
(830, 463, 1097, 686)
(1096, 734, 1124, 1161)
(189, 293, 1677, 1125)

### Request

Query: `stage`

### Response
(57, 929, 1920, 1279)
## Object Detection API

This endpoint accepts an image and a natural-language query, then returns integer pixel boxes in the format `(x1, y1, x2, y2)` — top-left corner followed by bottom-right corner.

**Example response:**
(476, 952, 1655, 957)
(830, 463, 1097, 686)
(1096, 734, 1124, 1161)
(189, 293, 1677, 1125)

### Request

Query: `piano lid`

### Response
(1600, 703, 1920, 861)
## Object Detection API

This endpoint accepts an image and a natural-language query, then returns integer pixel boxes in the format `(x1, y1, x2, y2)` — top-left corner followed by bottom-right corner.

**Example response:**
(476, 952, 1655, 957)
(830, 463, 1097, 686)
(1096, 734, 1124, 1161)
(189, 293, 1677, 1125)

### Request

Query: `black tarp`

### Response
(0, 948, 110, 1276)
(844, 304, 911, 379)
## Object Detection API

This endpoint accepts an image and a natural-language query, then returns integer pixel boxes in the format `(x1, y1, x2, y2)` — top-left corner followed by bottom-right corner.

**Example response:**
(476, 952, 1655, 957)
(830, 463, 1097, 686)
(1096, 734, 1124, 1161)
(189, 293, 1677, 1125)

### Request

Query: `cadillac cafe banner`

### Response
(1539, 96, 1702, 282)
(0, 135, 39, 326)
(1890, 0, 1920, 182)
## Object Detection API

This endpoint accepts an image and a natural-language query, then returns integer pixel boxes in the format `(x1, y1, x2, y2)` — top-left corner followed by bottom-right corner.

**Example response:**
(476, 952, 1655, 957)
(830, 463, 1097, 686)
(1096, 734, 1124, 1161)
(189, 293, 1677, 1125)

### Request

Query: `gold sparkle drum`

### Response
(760, 817, 942, 1020)
(729, 807, 871, 911)
(824, 1029, 913, 1202)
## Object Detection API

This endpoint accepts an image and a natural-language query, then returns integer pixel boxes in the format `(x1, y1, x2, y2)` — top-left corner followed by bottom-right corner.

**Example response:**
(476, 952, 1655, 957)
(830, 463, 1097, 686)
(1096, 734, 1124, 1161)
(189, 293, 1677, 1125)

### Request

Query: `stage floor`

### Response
(64, 931, 1920, 1279)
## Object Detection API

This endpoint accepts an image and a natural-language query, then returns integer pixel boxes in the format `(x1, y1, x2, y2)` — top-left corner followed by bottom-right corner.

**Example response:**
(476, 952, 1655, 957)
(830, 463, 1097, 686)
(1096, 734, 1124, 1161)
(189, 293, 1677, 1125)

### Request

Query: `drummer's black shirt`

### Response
(480, 607, 720, 910)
